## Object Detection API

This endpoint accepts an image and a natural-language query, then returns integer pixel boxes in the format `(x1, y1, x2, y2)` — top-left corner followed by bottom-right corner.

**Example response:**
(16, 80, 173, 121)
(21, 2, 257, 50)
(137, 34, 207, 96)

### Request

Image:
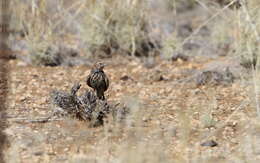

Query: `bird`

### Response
(86, 62, 109, 100)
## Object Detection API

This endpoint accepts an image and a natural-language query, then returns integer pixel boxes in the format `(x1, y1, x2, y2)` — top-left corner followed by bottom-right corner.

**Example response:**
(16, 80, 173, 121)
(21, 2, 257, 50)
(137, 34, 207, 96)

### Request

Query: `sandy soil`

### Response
(2, 54, 256, 162)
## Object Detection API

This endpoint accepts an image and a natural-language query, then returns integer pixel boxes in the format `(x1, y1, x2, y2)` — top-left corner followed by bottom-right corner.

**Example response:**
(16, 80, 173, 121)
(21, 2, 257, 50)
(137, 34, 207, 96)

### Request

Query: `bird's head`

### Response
(93, 62, 105, 71)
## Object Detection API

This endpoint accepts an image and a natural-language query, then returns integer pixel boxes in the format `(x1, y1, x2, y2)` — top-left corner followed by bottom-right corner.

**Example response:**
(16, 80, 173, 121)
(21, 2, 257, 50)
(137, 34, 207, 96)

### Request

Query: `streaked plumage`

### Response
(86, 62, 109, 100)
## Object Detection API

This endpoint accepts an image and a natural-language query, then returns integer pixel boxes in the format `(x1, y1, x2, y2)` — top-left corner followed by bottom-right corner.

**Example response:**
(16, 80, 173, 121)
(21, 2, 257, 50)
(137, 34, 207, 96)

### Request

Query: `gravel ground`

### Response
(2, 55, 257, 162)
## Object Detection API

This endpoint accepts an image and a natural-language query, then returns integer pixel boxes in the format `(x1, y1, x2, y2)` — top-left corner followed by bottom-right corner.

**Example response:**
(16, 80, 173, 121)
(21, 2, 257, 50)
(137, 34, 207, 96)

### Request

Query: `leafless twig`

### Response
(7, 116, 63, 123)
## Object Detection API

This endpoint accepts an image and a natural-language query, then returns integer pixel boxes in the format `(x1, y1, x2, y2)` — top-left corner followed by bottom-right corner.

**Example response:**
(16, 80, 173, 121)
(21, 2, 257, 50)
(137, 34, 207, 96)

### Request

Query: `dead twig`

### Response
(6, 111, 61, 123)
(7, 116, 63, 123)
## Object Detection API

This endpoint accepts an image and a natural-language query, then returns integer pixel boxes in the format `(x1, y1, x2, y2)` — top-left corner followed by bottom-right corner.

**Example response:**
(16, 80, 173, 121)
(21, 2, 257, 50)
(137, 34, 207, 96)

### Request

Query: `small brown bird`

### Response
(86, 62, 109, 100)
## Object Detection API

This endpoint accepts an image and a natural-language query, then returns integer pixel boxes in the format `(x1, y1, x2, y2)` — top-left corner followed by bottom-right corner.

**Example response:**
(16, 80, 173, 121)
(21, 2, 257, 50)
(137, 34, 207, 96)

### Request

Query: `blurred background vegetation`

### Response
(8, 0, 258, 68)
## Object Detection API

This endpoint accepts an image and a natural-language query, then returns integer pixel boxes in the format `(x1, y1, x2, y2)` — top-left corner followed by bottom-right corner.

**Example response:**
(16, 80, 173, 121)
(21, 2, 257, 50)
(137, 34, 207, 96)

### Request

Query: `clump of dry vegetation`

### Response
(195, 67, 235, 86)
(9, 0, 161, 66)
(50, 83, 130, 127)
(80, 0, 160, 57)
(235, 1, 260, 69)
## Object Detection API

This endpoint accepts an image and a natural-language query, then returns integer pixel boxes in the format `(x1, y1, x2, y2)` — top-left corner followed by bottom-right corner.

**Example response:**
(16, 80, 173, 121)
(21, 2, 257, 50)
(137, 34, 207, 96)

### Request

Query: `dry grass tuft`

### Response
(80, 0, 158, 57)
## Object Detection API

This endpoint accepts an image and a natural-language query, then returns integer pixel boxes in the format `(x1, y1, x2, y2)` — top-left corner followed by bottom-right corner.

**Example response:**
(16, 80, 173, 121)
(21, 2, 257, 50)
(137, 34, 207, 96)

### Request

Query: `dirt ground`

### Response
(2, 54, 258, 162)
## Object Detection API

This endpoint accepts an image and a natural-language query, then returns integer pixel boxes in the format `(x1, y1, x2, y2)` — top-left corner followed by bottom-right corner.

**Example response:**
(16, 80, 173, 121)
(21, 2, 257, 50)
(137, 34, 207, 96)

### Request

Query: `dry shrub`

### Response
(80, 0, 158, 57)
(9, 0, 83, 66)
(50, 83, 131, 127)
(51, 83, 109, 127)
(233, 1, 260, 69)
(161, 32, 182, 59)
(10, 0, 162, 65)
(9, 0, 60, 65)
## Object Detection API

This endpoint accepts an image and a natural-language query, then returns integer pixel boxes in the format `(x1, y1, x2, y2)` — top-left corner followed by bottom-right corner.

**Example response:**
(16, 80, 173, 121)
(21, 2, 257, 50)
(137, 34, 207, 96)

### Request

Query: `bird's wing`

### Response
(86, 74, 92, 87)
(104, 74, 109, 91)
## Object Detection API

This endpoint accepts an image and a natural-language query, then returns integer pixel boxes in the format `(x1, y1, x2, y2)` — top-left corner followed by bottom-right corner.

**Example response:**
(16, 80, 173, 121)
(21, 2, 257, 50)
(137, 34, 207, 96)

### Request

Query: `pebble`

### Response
(201, 140, 218, 147)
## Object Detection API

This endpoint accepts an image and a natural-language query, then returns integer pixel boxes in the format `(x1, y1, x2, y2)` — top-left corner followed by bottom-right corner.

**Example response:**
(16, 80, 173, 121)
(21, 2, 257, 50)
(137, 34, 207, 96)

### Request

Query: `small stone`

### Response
(171, 53, 189, 62)
(120, 75, 133, 81)
(33, 151, 44, 156)
(142, 117, 148, 122)
(66, 137, 73, 141)
(201, 140, 218, 147)
(149, 70, 166, 82)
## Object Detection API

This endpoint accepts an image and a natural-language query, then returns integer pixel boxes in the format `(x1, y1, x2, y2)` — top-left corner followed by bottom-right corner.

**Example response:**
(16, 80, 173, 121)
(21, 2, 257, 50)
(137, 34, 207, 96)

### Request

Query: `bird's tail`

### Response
(96, 90, 105, 100)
